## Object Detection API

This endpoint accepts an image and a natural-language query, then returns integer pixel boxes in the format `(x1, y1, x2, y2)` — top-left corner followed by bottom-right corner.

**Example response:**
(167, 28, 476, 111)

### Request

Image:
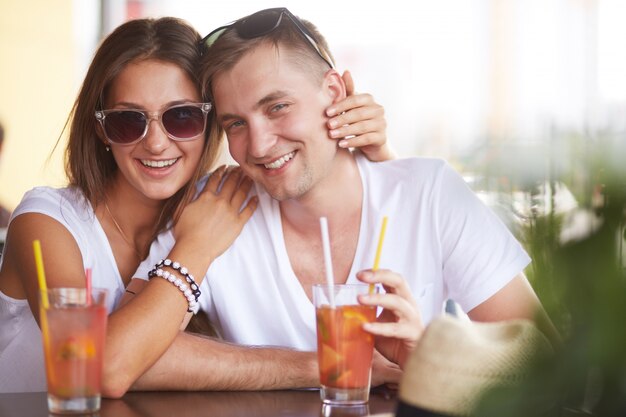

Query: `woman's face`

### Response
(102, 59, 205, 202)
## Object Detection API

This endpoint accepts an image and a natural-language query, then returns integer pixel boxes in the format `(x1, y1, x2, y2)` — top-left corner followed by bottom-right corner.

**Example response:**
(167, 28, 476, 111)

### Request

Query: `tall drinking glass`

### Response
(313, 284, 376, 405)
(40, 287, 108, 414)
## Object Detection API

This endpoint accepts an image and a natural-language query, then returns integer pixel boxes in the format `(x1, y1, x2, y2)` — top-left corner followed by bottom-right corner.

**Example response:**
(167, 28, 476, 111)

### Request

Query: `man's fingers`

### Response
(364, 321, 419, 342)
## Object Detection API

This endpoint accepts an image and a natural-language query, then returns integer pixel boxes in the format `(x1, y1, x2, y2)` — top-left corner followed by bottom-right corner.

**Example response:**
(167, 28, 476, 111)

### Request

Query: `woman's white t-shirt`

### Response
(0, 187, 127, 393)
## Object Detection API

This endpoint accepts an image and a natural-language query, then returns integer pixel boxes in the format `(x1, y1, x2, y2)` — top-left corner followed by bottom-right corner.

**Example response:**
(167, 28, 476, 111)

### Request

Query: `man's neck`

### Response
(279, 150, 363, 294)
(279, 150, 362, 235)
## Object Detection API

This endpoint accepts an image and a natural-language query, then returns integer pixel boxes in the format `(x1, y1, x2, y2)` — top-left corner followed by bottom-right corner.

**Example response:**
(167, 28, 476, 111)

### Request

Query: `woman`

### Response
(0, 17, 392, 394)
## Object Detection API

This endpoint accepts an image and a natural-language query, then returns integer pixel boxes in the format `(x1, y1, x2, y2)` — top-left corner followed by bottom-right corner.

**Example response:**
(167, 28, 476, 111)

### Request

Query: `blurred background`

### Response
(1, 0, 625, 251)
(0, 0, 624, 207)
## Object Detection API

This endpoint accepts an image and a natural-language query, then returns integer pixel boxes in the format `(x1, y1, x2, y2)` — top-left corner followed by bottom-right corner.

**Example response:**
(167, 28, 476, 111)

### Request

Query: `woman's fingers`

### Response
(216, 166, 242, 198)
(327, 93, 378, 120)
(202, 166, 253, 211)
(342, 70, 355, 97)
(330, 97, 383, 126)
(239, 195, 258, 223)
(326, 94, 387, 152)
(230, 176, 253, 207)
(330, 116, 385, 140)
(202, 164, 227, 196)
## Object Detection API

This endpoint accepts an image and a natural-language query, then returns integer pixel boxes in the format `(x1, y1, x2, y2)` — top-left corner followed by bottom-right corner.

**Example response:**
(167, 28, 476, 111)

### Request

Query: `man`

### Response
(134, 7, 557, 392)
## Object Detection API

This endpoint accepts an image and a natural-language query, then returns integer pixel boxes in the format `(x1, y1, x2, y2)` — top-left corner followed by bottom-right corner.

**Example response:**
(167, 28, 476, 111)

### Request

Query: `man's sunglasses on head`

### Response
(201, 7, 334, 69)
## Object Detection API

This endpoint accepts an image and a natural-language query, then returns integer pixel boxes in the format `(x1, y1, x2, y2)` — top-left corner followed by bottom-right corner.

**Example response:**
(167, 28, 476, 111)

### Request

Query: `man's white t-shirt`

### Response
(137, 155, 530, 351)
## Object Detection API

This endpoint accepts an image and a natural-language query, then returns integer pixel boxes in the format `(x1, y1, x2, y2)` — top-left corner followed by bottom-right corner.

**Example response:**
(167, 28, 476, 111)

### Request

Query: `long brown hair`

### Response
(65, 17, 222, 235)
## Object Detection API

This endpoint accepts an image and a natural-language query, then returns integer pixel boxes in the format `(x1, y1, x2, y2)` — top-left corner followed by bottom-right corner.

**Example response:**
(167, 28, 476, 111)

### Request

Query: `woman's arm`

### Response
(0, 213, 91, 322)
(101, 167, 257, 396)
(0, 169, 257, 398)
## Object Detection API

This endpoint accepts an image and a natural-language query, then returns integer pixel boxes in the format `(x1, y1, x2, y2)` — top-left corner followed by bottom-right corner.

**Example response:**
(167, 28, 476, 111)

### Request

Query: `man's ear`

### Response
(323, 69, 347, 105)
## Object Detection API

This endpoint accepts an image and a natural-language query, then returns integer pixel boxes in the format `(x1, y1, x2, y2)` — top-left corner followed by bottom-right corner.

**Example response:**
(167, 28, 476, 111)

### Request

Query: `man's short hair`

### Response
(200, 13, 334, 102)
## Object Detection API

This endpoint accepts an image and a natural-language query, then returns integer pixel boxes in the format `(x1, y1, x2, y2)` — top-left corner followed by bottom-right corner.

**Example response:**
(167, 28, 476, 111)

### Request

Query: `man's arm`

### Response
(124, 332, 319, 395)
(468, 273, 561, 346)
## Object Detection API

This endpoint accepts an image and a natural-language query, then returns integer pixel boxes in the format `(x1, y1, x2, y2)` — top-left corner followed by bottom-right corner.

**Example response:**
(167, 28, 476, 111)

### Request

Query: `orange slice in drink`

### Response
(319, 343, 342, 375)
(335, 370, 355, 388)
(341, 308, 371, 340)
(57, 336, 97, 360)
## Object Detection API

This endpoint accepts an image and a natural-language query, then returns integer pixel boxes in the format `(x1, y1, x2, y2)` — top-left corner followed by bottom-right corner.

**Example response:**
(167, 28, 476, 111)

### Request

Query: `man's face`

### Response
(212, 43, 342, 201)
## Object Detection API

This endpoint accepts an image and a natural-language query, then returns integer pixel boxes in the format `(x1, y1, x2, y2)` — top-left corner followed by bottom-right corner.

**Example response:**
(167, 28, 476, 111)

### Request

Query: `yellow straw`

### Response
(370, 216, 389, 293)
(33, 240, 49, 309)
(33, 239, 55, 385)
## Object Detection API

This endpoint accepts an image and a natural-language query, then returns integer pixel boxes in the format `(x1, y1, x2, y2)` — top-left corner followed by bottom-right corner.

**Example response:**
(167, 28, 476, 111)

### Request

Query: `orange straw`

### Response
(85, 268, 92, 306)
(33, 240, 49, 308)
(370, 216, 389, 294)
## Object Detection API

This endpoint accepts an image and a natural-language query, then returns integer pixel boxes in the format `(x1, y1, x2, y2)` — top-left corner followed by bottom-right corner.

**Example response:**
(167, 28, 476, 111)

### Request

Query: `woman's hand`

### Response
(325, 70, 396, 162)
(173, 165, 258, 265)
(357, 269, 423, 369)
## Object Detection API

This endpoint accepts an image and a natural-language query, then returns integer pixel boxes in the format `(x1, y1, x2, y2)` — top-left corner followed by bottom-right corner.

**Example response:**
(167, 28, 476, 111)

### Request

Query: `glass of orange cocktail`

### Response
(40, 288, 108, 414)
(313, 284, 376, 405)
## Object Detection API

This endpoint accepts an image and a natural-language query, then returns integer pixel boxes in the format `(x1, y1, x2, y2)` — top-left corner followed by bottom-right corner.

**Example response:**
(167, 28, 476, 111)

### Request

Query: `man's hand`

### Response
(358, 269, 424, 369)
(370, 349, 402, 387)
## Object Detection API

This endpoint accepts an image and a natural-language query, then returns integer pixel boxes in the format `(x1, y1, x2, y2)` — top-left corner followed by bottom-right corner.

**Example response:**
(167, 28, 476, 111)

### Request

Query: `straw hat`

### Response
(387, 314, 553, 417)
(370, 315, 554, 417)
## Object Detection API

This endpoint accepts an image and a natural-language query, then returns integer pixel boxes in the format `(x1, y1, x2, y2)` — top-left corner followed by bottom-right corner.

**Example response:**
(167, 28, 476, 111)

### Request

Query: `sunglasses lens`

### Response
(162, 106, 206, 139)
(204, 27, 228, 48)
(236, 9, 283, 38)
(105, 111, 146, 144)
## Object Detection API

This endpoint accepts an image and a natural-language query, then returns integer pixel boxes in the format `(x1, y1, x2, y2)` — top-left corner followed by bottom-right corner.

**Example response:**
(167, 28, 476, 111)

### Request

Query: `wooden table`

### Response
(0, 387, 397, 417)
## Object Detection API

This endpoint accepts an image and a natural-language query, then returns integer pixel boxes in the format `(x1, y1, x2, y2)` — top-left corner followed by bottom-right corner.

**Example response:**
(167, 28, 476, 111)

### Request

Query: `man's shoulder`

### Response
(357, 154, 449, 185)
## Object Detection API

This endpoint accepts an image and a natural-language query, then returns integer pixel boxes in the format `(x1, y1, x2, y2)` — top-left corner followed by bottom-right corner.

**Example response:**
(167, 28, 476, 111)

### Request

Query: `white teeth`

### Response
(264, 152, 295, 170)
(141, 158, 178, 168)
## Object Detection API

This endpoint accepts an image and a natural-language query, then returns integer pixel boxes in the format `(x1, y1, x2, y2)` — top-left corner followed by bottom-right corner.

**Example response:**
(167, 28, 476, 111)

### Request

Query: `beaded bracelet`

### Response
(153, 259, 202, 301)
(148, 259, 201, 314)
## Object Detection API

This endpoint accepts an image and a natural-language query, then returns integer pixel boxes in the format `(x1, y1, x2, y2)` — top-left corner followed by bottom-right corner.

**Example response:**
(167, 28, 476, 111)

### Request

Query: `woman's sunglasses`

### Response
(201, 7, 334, 69)
(95, 103, 212, 145)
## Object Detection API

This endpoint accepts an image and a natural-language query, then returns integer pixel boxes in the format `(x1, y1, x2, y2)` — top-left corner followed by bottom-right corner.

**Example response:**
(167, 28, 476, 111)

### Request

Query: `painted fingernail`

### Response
(326, 107, 337, 117)
(338, 139, 349, 148)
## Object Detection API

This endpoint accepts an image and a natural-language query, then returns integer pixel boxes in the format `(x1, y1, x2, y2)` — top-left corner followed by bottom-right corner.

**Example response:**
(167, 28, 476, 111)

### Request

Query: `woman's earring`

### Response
(105, 145, 110, 152)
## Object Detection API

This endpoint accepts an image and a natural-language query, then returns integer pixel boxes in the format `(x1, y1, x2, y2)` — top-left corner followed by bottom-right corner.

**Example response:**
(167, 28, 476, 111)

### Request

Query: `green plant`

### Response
(472, 135, 626, 416)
